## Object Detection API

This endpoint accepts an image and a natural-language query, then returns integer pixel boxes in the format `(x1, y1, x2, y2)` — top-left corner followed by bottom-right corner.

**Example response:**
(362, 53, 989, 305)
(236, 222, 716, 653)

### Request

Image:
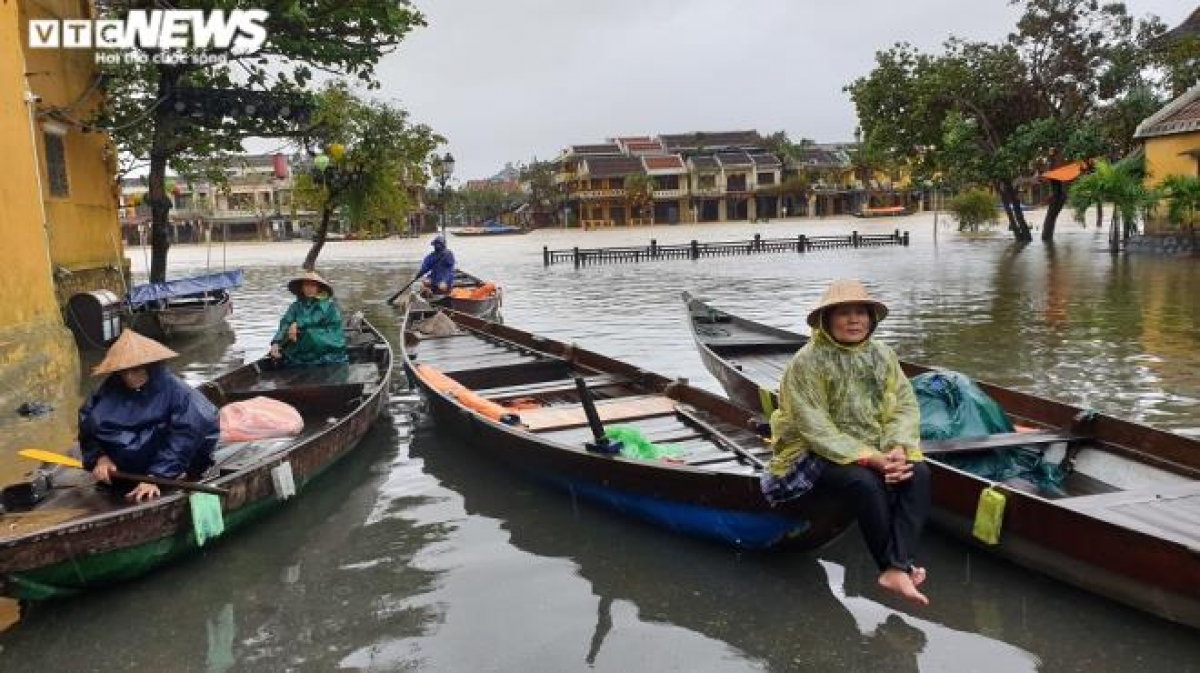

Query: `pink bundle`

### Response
(219, 396, 304, 442)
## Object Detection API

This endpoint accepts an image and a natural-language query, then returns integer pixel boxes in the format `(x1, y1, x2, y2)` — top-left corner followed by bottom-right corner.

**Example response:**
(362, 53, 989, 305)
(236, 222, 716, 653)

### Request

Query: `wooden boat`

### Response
(681, 292, 1200, 629)
(451, 221, 528, 236)
(125, 270, 242, 340)
(0, 318, 392, 600)
(854, 205, 910, 218)
(401, 269, 502, 322)
(400, 306, 854, 551)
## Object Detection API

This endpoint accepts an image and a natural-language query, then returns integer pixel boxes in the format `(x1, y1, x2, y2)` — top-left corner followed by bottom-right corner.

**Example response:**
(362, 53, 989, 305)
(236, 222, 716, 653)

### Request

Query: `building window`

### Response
(44, 133, 69, 197)
(698, 174, 716, 189)
(757, 172, 775, 186)
(727, 174, 747, 191)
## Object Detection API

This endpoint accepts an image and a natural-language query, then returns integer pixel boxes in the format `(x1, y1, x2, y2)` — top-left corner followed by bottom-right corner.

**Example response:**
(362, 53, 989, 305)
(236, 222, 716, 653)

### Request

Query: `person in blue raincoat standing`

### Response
(79, 330, 220, 503)
(416, 235, 456, 295)
(269, 270, 349, 367)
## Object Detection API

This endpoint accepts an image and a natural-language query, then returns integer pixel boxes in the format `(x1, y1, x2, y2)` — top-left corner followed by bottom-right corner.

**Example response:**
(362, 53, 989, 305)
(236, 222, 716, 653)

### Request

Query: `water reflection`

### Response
(2, 216, 1198, 670)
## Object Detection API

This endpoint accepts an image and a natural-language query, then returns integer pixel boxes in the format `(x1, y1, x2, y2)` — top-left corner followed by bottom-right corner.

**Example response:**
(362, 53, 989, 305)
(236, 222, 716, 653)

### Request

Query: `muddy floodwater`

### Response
(1, 214, 1197, 671)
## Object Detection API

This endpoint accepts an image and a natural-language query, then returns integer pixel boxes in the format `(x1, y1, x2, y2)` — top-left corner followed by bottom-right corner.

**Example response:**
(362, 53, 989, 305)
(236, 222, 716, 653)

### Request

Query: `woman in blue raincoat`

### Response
(269, 270, 348, 367)
(764, 279, 930, 606)
(79, 330, 220, 503)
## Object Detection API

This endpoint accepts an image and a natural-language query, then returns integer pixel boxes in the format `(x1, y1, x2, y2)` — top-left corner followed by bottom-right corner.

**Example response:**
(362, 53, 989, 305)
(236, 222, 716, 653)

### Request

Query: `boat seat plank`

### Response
(537, 414, 689, 444)
(233, 363, 379, 394)
(921, 431, 1087, 456)
(426, 353, 544, 372)
(1061, 482, 1200, 547)
(523, 395, 679, 432)
(476, 374, 633, 400)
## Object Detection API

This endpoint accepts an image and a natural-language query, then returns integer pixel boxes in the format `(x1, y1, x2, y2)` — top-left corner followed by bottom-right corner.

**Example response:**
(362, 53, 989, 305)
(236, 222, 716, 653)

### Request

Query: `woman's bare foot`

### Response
(911, 566, 927, 587)
(878, 568, 929, 606)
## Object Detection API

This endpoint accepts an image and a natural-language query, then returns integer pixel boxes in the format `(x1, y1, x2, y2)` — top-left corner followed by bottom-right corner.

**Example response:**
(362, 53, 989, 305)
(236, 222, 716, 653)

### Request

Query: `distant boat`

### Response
(126, 270, 242, 340)
(452, 220, 528, 237)
(854, 205, 911, 218)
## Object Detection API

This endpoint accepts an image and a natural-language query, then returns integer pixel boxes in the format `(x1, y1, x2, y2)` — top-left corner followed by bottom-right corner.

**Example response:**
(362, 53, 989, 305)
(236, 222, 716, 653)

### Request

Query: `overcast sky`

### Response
(367, 0, 1193, 181)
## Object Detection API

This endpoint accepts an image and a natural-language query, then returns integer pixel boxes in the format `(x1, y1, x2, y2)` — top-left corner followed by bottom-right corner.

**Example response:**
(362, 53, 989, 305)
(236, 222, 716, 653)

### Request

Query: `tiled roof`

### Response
(792, 148, 851, 168)
(584, 155, 645, 178)
(750, 152, 781, 168)
(625, 140, 665, 154)
(660, 131, 763, 151)
(689, 155, 719, 171)
(1135, 83, 1200, 139)
(715, 151, 753, 168)
(643, 155, 686, 172)
(570, 143, 621, 156)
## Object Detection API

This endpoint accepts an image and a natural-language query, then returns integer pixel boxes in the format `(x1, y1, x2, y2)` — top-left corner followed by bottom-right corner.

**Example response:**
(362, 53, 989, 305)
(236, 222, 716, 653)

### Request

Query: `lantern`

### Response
(165, 179, 177, 194)
(313, 154, 330, 172)
(328, 144, 345, 162)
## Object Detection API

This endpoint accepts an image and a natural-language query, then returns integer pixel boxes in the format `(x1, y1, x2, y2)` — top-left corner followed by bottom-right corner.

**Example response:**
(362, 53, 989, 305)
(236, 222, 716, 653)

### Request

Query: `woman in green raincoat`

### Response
(764, 279, 930, 606)
(269, 271, 349, 367)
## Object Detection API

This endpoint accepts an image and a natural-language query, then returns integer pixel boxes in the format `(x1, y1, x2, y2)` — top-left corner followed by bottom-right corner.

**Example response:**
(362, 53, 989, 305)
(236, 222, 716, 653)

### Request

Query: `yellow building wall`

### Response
(18, 0, 126, 299)
(1143, 131, 1200, 230)
(0, 1, 106, 486)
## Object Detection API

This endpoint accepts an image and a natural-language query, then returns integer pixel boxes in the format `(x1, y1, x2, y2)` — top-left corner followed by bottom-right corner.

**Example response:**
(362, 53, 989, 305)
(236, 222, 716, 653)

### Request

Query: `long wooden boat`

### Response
(0, 318, 391, 600)
(681, 292, 1200, 629)
(400, 305, 854, 551)
(401, 269, 502, 322)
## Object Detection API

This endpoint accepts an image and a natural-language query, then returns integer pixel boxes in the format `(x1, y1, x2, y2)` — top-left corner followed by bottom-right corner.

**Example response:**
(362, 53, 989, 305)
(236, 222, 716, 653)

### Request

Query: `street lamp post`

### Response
(432, 152, 455, 238)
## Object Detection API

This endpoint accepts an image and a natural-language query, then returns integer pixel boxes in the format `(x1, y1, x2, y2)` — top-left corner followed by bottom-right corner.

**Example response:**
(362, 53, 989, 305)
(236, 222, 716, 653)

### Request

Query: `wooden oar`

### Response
(386, 270, 425, 306)
(19, 449, 229, 496)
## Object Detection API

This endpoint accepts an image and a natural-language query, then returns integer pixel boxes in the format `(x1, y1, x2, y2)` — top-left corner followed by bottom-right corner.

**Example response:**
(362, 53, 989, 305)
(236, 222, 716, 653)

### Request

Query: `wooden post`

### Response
(903, 231, 910, 246)
(651, 238, 657, 259)
(753, 233, 761, 251)
(894, 228, 900, 243)
(691, 240, 699, 260)
(797, 234, 805, 253)
(573, 246, 580, 269)
(852, 230, 860, 247)
(543, 246, 550, 267)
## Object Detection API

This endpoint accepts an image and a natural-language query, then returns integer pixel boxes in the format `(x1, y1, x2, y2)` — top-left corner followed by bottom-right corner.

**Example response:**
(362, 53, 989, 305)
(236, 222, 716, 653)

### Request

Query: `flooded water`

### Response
(2, 213, 1198, 671)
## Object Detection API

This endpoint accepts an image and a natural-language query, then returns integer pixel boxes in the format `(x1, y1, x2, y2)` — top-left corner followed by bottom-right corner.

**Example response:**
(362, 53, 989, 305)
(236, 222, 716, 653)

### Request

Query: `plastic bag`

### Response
(219, 396, 304, 443)
(604, 425, 684, 461)
(911, 370, 1013, 440)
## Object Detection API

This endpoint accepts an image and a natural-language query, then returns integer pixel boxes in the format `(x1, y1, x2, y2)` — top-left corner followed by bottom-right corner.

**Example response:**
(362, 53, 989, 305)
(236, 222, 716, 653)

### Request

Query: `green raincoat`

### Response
(272, 295, 348, 367)
(767, 328, 922, 476)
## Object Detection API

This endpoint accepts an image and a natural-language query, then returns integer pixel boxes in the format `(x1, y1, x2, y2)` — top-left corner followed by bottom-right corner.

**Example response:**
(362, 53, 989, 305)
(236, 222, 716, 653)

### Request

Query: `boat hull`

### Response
(0, 321, 392, 600)
(682, 293, 1200, 628)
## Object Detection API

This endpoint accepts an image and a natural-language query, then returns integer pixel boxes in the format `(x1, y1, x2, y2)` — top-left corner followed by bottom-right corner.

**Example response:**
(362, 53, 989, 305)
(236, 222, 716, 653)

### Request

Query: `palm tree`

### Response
(1157, 174, 1200, 249)
(1068, 159, 1154, 254)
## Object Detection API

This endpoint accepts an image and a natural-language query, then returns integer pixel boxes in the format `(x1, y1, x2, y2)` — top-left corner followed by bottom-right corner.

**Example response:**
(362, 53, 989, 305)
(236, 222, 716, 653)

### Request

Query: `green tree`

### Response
(96, 0, 425, 282)
(847, 0, 1170, 243)
(520, 159, 569, 226)
(1157, 174, 1200, 244)
(624, 173, 654, 223)
(294, 83, 442, 269)
(947, 189, 1000, 232)
(1068, 159, 1155, 253)
(453, 186, 525, 224)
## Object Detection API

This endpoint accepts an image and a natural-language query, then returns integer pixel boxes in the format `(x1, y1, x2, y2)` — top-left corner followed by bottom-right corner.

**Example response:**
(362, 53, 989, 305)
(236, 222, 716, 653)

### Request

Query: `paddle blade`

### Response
(18, 449, 83, 469)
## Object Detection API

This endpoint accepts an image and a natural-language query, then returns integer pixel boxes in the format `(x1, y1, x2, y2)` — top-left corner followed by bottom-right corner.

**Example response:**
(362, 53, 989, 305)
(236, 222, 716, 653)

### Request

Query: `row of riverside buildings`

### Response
(550, 131, 913, 228)
(118, 154, 429, 245)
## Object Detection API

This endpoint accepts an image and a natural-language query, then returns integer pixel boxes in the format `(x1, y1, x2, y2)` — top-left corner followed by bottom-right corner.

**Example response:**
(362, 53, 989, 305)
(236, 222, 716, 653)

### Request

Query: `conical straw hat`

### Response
(92, 329, 179, 376)
(806, 278, 889, 327)
(287, 270, 334, 297)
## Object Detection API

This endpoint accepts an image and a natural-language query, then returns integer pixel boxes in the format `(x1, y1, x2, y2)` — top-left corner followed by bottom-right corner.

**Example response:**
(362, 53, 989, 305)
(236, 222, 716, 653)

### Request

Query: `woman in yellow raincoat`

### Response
(764, 279, 930, 606)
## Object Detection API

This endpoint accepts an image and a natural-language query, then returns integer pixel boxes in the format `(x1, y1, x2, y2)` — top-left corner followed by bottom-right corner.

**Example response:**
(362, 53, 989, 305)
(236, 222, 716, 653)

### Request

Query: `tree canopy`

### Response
(96, 0, 427, 281)
(846, 0, 1176, 243)
(294, 83, 443, 269)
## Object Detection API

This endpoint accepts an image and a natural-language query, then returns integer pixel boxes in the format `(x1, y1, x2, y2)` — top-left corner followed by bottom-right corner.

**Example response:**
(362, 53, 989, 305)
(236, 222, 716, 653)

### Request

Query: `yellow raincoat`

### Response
(768, 327, 922, 476)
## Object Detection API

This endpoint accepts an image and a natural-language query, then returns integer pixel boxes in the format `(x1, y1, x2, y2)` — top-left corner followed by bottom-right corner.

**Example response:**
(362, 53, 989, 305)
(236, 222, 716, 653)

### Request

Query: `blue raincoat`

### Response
(79, 365, 220, 478)
(418, 246, 456, 291)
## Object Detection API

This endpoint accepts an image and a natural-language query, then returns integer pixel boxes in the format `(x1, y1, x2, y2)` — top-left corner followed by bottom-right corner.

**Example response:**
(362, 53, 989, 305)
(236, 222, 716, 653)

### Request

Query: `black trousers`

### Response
(818, 461, 931, 572)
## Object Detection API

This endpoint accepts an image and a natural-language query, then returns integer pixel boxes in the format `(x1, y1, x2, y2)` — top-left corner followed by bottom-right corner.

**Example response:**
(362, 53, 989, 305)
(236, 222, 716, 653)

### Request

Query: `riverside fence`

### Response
(543, 230, 910, 267)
